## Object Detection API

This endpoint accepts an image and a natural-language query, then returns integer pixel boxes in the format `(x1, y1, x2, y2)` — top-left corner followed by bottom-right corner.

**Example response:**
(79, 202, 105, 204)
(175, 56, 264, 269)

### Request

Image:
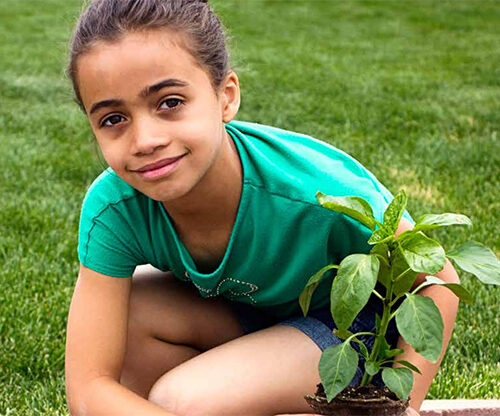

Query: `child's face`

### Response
(76, 29, 240, 202)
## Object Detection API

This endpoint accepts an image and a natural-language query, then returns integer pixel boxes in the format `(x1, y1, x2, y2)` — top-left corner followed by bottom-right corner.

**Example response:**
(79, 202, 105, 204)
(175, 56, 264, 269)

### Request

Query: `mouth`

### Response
(131, 153, 186, 180)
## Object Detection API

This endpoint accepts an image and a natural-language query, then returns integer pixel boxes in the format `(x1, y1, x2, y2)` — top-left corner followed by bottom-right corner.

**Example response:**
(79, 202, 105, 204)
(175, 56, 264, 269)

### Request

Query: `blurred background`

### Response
(0, 0, 499, 414)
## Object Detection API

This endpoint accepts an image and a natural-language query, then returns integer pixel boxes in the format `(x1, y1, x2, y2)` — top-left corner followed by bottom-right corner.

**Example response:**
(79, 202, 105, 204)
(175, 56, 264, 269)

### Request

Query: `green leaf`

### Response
(333, 328, 354, 340)
(382, 367, 414, 401)
(330, 254, 380, 331)
(319, 342, 359, 402)
(299, 264, 338, 316)
(383, 189, 408, 235)
(357, 341, 369, 359)
(447, 241, 500, 286)
(395, 360, 422, 375)
(413, 213, 472, 232)
(395, 229, 416, 243)
(368, 227, 394, 245)
(371, 244, 391, 288)
(368, 190, 408, 244)
(415, 276, 474, 305)
(365, 361, 380, 376)
(393, 269, 419, 297)
(378, 336, 391, 359)
(399, 233, 446, 275)
(392, 245, 419, 296)
(316, 192, 376, 231)
(383, 348, 405, 359)
(395, 294, 443, 363)
(347, 335, 370, 359)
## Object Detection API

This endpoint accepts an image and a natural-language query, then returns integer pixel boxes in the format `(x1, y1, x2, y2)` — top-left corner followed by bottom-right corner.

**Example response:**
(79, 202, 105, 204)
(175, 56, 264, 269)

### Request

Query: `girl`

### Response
(65, 1, 460, 415)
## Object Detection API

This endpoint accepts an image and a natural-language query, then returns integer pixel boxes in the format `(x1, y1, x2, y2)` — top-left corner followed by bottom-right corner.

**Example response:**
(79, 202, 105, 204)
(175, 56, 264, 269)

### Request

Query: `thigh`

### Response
(128, 265, 245, 351)
(148, 324, 324, 416)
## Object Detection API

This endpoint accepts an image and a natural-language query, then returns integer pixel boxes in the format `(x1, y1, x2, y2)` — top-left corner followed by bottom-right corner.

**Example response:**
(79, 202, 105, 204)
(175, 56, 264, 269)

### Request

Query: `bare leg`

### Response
(148, 324, 324, 416)
(120, 265, 245, 398)
(120, 326, 202, 398)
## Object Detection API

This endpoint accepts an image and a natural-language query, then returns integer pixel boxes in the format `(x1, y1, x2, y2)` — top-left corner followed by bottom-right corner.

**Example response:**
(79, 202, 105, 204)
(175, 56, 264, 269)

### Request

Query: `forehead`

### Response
(77, 29, 210, 107)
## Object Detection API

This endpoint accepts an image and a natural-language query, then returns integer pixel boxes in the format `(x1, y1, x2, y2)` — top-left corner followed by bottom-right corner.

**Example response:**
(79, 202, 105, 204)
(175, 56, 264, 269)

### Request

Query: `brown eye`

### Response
(159, 98, 183, 111)
(101, 114, 125, 127)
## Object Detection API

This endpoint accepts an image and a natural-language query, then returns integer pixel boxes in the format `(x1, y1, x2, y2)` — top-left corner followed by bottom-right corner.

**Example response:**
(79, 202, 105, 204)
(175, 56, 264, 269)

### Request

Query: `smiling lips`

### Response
(132, 154, 185, 180)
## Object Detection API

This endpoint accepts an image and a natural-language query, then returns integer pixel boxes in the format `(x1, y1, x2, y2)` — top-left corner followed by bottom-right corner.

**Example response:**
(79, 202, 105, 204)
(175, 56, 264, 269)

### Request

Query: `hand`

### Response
(406, 407, 420, 416)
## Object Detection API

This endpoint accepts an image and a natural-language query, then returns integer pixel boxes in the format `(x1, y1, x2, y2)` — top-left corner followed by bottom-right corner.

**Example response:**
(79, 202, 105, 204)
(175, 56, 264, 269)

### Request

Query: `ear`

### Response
(219, 71, 241, 123)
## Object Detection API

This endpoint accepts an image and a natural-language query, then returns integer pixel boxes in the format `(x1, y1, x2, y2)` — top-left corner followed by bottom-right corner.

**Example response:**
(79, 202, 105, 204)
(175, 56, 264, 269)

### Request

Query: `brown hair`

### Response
(67, 0, 232, 111)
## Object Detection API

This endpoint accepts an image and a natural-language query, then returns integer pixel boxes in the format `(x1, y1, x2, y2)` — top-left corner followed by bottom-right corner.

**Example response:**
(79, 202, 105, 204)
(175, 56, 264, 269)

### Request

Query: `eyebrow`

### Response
(89, 99, 124, 115)
(139, 78, 190, 98)
(88, 78, 190, 115)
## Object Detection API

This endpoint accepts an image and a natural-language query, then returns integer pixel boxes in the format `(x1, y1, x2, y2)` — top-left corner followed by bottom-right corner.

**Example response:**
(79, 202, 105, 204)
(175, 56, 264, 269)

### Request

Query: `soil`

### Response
(304, 383, 409, 416)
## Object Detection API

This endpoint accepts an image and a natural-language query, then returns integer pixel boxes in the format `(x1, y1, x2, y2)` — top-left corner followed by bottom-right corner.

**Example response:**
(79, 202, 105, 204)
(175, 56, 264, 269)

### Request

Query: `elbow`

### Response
(66, 371, 87, 416)
(65, 378, 96, 416)
(66, 391, 85, 416)
(66, 375, 116, 416)
(65, 376, 79, 415)
(66, 381, 89, 416)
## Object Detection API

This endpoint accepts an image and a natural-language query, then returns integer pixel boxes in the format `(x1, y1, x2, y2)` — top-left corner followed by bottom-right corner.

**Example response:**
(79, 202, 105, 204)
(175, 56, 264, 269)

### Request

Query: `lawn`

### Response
(0, 0, 499, 414)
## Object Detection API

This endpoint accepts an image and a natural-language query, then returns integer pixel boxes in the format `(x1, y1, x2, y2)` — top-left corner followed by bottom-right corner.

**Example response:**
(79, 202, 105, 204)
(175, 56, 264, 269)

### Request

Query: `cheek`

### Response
(177, 118, 209, 141)
(175, 123, 215, 156)
(189, 132, 220, 161)
(98, 142, 125, 170)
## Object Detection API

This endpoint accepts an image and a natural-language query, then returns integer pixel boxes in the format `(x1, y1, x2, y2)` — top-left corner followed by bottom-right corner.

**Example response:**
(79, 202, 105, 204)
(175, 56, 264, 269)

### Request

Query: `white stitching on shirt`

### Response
(216, 278, 259, 304)
(185, 271, 259, 304)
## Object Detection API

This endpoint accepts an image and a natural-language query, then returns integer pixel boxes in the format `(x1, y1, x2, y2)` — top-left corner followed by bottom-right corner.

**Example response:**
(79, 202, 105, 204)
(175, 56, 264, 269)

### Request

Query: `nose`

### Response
(130, 116, 170, 156)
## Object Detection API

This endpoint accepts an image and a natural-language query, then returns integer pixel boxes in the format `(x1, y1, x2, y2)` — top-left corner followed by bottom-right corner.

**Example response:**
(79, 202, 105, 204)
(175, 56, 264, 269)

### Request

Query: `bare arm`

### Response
(393, 218, 460, 412)
(65, 265, 176, 416)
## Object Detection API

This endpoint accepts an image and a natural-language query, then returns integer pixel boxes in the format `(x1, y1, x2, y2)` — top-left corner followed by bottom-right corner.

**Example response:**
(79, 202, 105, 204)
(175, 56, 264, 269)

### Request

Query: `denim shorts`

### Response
(229, 294, 400, 387)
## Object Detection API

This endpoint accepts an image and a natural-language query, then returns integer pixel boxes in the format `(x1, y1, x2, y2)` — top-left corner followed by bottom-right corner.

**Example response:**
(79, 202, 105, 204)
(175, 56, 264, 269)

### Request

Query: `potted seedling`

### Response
(299, 189, 500, 416)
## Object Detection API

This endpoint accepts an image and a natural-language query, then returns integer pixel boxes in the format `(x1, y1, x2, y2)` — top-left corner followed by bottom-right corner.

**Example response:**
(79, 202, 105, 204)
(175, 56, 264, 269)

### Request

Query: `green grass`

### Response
(1, 0, 499, 413)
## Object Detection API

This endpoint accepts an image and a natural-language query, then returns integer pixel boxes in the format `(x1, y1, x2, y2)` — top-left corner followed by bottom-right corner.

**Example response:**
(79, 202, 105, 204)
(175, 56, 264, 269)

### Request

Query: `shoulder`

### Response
(227, 120, 373, 182)
(79, 168, 147, 244)
(226, 120, 397, 215)
(78, 169, 148, 277)
(81, 168, 139, 213)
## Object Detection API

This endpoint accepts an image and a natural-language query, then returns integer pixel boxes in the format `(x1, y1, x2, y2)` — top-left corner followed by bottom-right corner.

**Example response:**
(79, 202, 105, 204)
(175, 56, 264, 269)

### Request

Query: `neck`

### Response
(162, 129, 243, 232)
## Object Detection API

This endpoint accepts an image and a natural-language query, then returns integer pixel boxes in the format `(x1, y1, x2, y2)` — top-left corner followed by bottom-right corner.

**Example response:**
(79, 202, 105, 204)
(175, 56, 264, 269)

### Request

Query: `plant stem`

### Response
(388, 293, 403, 308)
(360, 259, 395, 387)
(393, 267, 412, 283)
(346, 331, 376, 343)
(374, 253, 390, 268)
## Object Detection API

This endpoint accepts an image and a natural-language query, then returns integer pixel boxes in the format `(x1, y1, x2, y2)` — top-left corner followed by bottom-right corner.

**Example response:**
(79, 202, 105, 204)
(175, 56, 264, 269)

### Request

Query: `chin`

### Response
(141, 181, 192, 203)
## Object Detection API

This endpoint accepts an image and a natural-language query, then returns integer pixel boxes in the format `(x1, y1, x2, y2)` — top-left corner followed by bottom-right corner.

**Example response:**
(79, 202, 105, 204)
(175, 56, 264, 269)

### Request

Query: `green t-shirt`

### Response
(78, 120, 414, 320)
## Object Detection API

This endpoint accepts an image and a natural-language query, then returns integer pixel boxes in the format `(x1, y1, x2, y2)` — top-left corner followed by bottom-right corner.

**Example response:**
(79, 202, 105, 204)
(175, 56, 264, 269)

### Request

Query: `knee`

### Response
(148, 374, 207, 416)
(148, 375, 187, 415)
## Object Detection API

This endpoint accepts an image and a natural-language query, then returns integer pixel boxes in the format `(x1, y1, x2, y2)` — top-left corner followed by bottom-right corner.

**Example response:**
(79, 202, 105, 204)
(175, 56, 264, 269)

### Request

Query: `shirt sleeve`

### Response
(77, 183, 142, 278)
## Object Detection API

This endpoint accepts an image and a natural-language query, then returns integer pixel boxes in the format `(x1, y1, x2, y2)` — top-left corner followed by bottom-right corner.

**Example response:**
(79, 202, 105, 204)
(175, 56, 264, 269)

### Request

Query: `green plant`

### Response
(299, 189, 500, 403)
